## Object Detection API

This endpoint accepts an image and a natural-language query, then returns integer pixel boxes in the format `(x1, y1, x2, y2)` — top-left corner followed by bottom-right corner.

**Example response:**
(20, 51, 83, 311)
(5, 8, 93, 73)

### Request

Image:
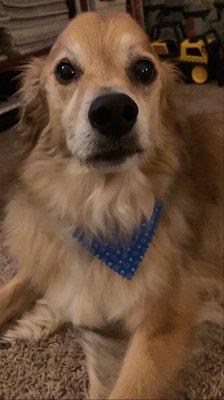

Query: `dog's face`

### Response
(20, 13, 173, 171)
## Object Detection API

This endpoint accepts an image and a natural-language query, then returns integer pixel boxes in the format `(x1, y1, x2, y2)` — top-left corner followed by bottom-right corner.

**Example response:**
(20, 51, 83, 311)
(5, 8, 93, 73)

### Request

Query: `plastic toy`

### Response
(213, 1, 224, 45)
(184, 0, 212, 38)
(164, 0, 185, 23)
(149, 0, 224, 85)
(179, 29, 223, 84)
(144, 1, 166, 37)
(151, 21, 186, 58)
(213, 1, 224, 85)
(182, 0, 224, 85)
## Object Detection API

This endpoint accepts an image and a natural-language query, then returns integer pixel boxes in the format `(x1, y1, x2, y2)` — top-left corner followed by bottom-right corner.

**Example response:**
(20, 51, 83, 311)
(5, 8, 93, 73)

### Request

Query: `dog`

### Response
(0, 12, 222, 399)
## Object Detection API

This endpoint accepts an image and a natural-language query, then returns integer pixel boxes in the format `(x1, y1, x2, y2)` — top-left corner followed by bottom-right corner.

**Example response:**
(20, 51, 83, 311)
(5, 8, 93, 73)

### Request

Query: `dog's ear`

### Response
(160, 62, 180, 96)
(159, 61, 183, 113)
(17, 57, 48, 145)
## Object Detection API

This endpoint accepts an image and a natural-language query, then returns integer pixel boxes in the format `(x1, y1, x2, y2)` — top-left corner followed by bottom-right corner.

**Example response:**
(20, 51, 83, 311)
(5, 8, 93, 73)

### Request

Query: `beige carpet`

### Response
(0, 83, 223, 399)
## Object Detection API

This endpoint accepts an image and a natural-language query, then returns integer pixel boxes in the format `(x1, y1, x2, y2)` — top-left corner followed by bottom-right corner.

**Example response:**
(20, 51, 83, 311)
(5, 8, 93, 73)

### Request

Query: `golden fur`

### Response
(0, 12, 223, 399)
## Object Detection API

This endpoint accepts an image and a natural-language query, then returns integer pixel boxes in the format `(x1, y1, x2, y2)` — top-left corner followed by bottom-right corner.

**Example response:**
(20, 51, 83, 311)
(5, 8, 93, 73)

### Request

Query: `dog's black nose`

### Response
(88, 93, 138, 138)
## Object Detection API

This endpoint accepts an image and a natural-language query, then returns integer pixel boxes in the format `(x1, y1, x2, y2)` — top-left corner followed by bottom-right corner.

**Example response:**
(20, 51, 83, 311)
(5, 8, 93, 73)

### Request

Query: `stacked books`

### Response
(0, 4, 9, 58)
(0, 0, 127, 58)
(0, 0, 70, 56)
(92, 0, 126, 14)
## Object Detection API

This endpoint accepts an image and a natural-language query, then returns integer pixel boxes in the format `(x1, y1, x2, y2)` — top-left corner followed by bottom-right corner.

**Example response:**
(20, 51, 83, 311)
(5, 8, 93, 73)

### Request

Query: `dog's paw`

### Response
(1, 299, 62, 342)
(1, 324, 35, 343)
(0, 336, 13, 349)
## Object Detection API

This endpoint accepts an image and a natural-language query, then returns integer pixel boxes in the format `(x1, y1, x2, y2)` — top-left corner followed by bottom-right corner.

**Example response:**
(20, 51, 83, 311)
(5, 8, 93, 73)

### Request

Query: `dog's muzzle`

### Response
(88, 93, 138, 139)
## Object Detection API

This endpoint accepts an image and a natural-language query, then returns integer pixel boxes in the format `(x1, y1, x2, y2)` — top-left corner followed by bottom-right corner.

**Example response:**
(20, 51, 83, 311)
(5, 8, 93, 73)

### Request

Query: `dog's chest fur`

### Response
(9, 163, 176, 330)
(46, 244, 151, 328)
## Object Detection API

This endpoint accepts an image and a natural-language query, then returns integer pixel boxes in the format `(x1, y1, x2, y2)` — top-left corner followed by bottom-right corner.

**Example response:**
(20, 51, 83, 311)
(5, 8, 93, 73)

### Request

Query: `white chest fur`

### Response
(45, 245, 147, 328)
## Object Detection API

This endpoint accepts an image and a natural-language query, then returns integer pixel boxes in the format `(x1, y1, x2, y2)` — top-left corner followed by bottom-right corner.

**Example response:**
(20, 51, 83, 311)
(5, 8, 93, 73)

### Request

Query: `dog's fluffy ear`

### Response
(17, 57, 48, 145)
(160, 62, 181, 97)
(159, 61, 183, 114)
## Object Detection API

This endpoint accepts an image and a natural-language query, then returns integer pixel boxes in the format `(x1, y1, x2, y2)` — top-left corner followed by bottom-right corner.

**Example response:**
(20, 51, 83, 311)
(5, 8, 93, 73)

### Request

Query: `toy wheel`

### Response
(191, 65, 208, 84)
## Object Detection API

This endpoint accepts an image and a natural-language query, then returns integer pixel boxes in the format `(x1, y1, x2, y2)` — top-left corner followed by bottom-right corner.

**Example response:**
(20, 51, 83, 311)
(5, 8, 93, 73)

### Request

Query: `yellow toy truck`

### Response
(151, 26, 224, 85)
(179, 29, 223, 84)
(151, 21, 186, 59)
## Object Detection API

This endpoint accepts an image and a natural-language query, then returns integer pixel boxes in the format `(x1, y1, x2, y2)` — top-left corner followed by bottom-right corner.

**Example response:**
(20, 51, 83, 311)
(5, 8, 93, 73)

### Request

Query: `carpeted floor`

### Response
(0, 83, 223, 399)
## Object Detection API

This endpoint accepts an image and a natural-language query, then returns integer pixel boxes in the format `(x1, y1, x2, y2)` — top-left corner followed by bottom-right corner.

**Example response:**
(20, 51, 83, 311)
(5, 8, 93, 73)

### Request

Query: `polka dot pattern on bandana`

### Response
(72, 199, 163, 279)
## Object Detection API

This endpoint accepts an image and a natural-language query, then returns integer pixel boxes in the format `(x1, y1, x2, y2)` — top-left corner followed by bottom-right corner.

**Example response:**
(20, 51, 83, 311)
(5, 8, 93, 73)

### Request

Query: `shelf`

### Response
(0, 47, 50, 74)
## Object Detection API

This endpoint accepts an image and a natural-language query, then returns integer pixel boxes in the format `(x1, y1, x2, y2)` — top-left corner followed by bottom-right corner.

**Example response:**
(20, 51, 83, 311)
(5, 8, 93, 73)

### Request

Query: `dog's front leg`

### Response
(109, 319, 193, 400)
(83, 328, 127, 399)
(0, 273, 38, 328)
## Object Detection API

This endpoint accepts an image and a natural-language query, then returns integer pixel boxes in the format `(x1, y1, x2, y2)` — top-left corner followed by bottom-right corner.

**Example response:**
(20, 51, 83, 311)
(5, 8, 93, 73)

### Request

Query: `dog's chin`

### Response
(84, 148, 143, 172)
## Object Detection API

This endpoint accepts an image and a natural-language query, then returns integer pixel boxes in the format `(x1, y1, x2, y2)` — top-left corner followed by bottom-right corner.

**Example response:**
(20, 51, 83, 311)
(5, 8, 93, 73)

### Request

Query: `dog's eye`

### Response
(131, 59, 157, 84)
(55, 61, 80, 84)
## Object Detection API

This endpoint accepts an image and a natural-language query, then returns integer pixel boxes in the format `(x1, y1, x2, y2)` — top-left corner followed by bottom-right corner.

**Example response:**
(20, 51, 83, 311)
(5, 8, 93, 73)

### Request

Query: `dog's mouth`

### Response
(87, 147, 143, 166)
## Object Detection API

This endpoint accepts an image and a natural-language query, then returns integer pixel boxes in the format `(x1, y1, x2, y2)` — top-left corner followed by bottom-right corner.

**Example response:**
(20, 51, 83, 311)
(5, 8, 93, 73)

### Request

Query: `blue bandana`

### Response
(72, 199, 163, 279)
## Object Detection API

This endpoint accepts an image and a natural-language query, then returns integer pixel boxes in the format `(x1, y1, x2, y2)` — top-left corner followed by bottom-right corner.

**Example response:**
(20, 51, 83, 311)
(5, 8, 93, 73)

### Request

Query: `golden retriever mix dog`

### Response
(0, 12, 222, 400)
